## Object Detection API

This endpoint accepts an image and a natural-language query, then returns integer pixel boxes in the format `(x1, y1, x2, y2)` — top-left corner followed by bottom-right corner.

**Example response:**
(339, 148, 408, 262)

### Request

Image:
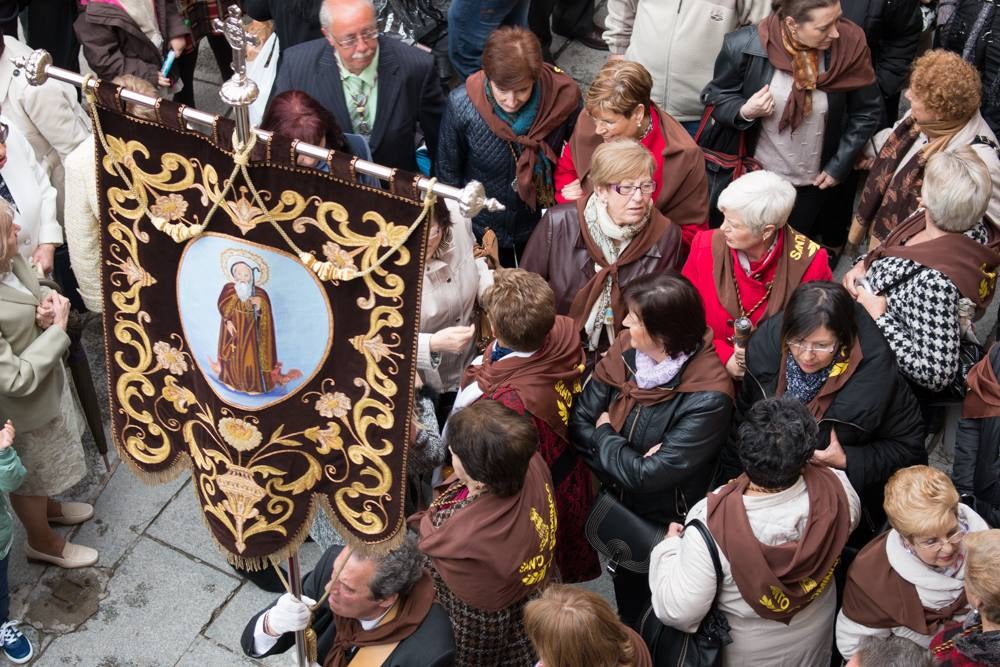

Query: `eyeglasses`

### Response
(331, 27, 379, 49)
(911, 527, 967, 552)
(0, 122, 8, 144)
(612, 181, 656, 197)
(787, 339, 838, 355)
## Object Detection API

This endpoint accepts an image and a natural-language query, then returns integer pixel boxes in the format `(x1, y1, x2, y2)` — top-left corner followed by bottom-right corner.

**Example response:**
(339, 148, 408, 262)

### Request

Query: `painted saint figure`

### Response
(216, 257, 278, 394)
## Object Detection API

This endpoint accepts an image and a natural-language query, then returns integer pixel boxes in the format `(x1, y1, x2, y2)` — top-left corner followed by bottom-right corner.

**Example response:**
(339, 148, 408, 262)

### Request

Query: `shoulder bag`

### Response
(639, 518, 732, 667)
(584, 490, 666, 575)
(695, 104, 762, 228)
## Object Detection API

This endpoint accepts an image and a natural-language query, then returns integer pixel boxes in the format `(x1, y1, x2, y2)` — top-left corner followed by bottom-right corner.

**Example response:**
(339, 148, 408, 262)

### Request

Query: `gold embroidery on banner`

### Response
(104, 133, 415, 558)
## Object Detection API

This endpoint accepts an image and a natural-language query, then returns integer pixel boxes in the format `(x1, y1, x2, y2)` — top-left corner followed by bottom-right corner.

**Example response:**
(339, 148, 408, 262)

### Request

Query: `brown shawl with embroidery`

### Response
(324, 572, 436, 667)
(863, 209, 1000, 309)
(758, 14, 876, 132)
(467, 65, 581, 211)
(963, 344, 1000, 418)
(592, 329, 734, 431)
(777, 338, 864, 420)
(707, 465, 851, 623)
(713, 226, 821, 320)
(460, 314, 584, 441)
(841, 532, 969, 634)
(412, 453, 557, 612)
(566, 197, 674, 334)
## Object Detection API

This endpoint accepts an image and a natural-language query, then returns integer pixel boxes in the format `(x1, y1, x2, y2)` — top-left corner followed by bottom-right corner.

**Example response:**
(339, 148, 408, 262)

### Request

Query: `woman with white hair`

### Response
(682, 170, 831, 379)
(843, 147, 1000, 394)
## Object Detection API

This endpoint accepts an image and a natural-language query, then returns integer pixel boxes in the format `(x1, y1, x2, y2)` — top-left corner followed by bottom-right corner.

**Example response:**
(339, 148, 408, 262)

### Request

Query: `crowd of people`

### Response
(0, 0, 999, 664)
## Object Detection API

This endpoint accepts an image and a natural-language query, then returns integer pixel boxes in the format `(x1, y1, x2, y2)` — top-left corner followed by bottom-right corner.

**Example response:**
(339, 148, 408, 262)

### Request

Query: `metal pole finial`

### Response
(213, 4, 259, 143)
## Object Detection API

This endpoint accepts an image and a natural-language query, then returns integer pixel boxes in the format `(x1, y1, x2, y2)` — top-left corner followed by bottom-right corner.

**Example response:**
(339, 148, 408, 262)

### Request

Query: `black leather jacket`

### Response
(954, 343, 1000, 527)
(721, 301, 926, 535)
(702, 24, 883, 182)
(570, 346, 734, 525)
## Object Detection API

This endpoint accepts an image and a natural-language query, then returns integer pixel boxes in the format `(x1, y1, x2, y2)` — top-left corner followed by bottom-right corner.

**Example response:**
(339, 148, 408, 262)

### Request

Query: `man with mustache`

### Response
(273, 0, 445, 174)
(241, 531, 455, 666)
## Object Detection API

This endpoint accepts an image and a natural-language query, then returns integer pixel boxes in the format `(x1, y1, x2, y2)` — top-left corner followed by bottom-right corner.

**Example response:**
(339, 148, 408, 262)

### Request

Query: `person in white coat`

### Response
(836, 465, 990, 658)
(649, 396, 860, 667)
(0, 115, 61, 276)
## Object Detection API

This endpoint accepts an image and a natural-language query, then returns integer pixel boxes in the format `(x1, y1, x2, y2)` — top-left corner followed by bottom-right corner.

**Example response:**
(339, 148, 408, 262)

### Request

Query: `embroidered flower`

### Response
(309, 424, 343, 453)
(153, 341, 188, 375)
(321, 242, 357, 271)
(218, 417, 263, 452)
(161, 377, 196, 411)
(351, 333, 394, 363)
(315, 391, 351, 419)
(230, 197, 265, 234)
(120, 257, 149, 286)
(150, 193, 189, 222)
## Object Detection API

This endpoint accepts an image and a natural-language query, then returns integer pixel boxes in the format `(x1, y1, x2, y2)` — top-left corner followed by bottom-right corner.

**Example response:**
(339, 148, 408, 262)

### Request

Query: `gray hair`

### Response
(854, 635, 934, 667)
(717, 170, 796, 237)
(319, 0, 376, 30)
(922, 146, 992, 233)
(365, 530, 424, 600)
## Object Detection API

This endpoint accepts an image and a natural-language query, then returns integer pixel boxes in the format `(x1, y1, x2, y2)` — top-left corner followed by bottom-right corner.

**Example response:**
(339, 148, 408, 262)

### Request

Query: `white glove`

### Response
(264, 593, 316, 636)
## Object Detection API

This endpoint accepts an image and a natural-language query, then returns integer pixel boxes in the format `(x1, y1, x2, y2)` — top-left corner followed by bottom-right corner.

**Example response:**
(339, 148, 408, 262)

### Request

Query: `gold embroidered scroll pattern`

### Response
(103, 136, 415, 558)
(519, 482, 558, 587)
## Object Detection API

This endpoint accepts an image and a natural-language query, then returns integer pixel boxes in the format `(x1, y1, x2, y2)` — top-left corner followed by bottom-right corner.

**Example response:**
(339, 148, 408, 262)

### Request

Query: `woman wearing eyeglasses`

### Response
(553, 60, 708, 250)
(719, 281, 925, 544)
(521, 139, 683, 367)
(837, 466, 990, 659)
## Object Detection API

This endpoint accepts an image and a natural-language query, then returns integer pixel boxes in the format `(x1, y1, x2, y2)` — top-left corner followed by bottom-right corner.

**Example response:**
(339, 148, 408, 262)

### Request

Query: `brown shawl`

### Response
(566, 198, 674, 334)
(569, 102, 708, 228)
(413, 453, 557, 611)
(963, 344, 1000, 418)
(324, 572, 436, 667)
(466, 65, 582, 211)
(706, 465, 851, 623)
(777, 338, 864, 420)
(863, 208, 1000, 309)
(460, 315, 585, 441)
(592, 329, 734, 431)
(758, 14, 876, 132)
(841, 532, 969, 634)
(713, 226, 821, 320)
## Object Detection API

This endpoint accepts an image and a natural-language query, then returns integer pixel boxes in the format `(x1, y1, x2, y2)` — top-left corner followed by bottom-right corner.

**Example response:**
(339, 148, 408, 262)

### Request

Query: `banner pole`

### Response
(287, 554, 310, 667)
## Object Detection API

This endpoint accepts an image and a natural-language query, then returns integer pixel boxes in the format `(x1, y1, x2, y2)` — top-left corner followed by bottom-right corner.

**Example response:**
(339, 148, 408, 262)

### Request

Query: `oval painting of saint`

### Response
(177, 233, 332, 410)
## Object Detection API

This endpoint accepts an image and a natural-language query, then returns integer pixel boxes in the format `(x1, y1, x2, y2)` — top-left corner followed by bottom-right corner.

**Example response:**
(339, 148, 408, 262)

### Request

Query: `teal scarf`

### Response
(485, 80, 554, 203)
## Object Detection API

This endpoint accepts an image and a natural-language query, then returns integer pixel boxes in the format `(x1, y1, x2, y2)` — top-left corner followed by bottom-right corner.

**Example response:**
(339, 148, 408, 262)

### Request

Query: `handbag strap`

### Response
(686, 518, 725, 606)
(693, 104, 715, 145)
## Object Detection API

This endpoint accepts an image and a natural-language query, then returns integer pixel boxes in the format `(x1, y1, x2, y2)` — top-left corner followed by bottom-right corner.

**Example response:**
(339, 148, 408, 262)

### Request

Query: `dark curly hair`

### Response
(738, 397, 818, 489)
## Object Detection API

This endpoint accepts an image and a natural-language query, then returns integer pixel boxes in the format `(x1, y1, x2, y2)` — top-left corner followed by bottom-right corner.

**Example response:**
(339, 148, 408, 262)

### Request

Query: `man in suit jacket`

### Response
(241, 532, 455, 666)
(273, 0, 445, 174)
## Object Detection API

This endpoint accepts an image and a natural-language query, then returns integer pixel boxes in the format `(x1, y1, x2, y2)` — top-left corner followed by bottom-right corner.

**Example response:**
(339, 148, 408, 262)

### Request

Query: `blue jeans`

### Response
(448, 0, 531, 79)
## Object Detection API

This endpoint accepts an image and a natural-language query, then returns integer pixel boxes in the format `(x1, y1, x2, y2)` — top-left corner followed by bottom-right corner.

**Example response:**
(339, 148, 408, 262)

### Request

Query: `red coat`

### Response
(682, 229, 831, 365)
(554, 107, 708, 250)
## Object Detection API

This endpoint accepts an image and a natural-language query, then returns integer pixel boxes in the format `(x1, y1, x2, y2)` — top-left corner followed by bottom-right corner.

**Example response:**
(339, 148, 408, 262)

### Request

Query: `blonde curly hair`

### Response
(909, 50, 981, 123)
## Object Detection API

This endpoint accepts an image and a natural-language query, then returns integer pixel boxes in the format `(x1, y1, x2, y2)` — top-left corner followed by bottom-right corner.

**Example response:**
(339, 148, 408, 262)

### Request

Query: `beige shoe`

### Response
(48, 502, 94, 526)
(25, 542, 99, 568)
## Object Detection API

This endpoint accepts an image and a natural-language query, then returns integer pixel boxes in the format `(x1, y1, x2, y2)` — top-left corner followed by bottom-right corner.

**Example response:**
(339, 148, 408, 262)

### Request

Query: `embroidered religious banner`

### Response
(88, 81, 430, 566)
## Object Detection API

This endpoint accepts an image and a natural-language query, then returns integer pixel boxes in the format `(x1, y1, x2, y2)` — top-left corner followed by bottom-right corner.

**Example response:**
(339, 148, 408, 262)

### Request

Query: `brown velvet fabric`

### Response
(964, 344, 1000, 418)
(94, 92, 426, 564)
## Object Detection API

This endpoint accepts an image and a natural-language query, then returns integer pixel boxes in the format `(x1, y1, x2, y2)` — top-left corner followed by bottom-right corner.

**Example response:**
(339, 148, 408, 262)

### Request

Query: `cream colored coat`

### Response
(63, 136, 101, 312)
(0, 255, 71, 431)
(0, 36, 90, 223)
(649, 470, 860, 667)
(2, 121, 62, 263)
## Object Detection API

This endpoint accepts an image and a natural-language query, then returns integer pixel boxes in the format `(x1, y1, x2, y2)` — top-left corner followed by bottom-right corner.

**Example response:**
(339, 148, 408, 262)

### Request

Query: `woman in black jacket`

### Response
(702, 0, 881, 254)
(954, 343, 1000, 527)
(436, 26, 579, 266)
(720, 281, 925, 543)
(570, 272, 734, 627)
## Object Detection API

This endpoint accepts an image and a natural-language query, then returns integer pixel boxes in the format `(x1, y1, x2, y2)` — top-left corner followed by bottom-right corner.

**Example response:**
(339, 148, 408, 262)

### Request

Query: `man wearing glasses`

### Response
(273, 0, 445, 174)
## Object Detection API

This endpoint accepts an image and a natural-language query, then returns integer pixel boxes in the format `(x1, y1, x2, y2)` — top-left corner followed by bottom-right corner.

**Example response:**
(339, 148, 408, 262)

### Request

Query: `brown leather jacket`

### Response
(521, 202, 684, 322)
(75, 0, 190, 87)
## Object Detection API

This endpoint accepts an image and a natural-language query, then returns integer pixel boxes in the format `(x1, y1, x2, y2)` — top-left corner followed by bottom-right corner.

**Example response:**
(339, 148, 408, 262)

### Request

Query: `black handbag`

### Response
(584, 490, 666, 575)
(694, 104, 761, 228)
(639, 519, 732, 667)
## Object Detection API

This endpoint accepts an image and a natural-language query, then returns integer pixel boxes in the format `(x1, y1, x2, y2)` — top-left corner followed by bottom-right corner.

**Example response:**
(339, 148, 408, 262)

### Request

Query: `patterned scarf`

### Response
(581, 194, 649, 350)
(634, 349, 692, 390)
(784, 353, 832, 405)
(780, 22, 820, 119)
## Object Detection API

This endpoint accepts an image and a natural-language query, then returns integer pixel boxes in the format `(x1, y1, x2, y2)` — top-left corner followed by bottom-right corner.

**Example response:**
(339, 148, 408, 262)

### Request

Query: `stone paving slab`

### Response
(146, 477, 239, 575)
(35, 536, 240, 666)
(176, 636, 264, 666)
